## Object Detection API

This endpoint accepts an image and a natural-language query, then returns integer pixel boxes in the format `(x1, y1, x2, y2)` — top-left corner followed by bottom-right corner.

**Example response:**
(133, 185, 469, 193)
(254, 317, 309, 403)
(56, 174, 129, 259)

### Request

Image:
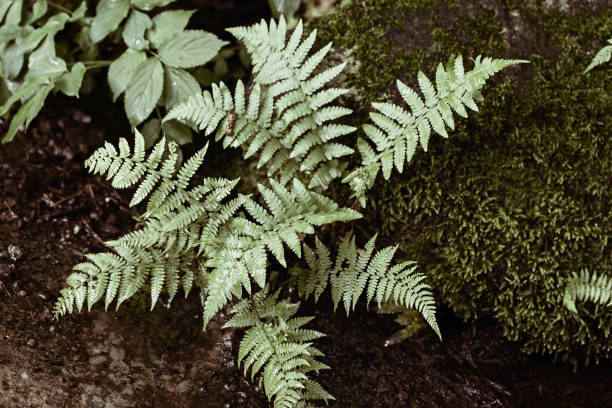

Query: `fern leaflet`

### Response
(344, 55, 527, 204)
(224, 287, 333, 408)
(290, 233, 441, 339)
(584, 37, 612, 73)
(564, 269, 612, 313)
(165, 17, 355, 189)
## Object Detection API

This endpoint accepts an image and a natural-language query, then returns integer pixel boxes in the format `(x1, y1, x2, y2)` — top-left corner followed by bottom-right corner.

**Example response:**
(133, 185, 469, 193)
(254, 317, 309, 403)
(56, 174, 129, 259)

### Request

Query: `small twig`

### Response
(80, 216, 106, 247)
(85, 183, 102, 214)
(52, 190, 84, 207)
(54, 243, 85, 258)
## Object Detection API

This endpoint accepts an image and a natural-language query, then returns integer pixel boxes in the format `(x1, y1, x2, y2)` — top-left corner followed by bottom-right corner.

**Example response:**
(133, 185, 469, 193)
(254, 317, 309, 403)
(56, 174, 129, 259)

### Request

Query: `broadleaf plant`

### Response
(48, 16, 524, 407)
(0, 0, 226, 144)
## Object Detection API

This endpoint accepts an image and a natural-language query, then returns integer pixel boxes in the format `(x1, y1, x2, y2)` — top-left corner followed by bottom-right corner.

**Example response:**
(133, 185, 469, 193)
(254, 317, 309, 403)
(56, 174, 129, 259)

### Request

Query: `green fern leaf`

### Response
(223, 288, 331, 408)
(290, 233, 441, 339)
(344, 55, 527, 202)
(584, 37, 612, 73)
(166, 17, 355, 189)
(564, 269, 612, 313)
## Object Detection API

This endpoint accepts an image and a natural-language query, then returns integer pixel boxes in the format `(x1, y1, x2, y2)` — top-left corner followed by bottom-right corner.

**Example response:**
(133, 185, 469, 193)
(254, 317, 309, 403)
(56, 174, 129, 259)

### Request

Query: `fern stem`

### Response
(47, 1, 73, 14)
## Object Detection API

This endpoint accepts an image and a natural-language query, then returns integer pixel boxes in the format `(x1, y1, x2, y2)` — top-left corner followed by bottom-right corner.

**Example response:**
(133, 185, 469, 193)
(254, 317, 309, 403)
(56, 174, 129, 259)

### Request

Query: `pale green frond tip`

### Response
(225, 287, 332, 407)
(348, 55, 528, 198)
(584, 38, 612, 73)
(289, 233, 441, 340)
(564, 269, 612, 313)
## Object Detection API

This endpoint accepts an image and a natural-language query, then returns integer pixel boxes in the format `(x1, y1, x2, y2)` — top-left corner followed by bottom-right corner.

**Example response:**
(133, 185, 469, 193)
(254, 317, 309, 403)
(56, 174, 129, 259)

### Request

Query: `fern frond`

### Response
(584, 37, 612, 73)
(202, 178, 362, 327)
(344, 55, 527, 202)
(53, 245, 197, 317)
(290, 234, 441, 339)
(564, 269, 612, 313)
(166, 17, 355, 189)
(224, 288, 333, 408)
(88, 134, 359, 329)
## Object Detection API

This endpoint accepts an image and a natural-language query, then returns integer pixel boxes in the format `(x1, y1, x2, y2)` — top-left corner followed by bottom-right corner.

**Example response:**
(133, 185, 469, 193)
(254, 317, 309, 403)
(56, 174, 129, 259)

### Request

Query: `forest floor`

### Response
(0, 98, 611, 408)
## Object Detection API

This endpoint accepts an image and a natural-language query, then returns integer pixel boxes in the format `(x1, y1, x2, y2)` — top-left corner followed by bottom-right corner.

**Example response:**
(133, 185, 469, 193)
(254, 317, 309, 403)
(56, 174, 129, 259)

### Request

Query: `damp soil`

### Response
(1, 98, 611, 408)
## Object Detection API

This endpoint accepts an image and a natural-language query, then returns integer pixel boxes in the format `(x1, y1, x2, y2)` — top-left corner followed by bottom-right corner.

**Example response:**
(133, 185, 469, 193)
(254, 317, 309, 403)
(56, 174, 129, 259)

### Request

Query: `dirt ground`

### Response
(0, 96, 611, 408)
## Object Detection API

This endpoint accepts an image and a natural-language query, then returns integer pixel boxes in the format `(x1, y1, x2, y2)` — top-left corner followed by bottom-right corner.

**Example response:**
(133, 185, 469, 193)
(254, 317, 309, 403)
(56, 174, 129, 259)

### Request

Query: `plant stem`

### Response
(69, 60, 113, 70)
(47, 1, 73, 14)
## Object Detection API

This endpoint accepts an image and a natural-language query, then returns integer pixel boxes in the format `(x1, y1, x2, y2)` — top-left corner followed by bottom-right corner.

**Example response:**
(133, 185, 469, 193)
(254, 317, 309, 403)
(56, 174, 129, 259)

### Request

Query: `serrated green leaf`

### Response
(162, 120, 192, 145)
(107, 49, 147, 101)
(162, 66, 200, 109)
(2, 82, 54, 143)
(26, 0, 48, 25)
(0, 76, 47, 116)
(55, 62, 86, 97)
(122, 10, 152, 50)
(0, 2, 13, 23)
(131, 0, 177, 11)
(18, 12, 70, 53)
(124, 57, 164, 127)
(158, 30, 227, 69)
(90, 0, 130, 43)
(76, 26, 98, 61)
(147, 9, 194, 49)
(70, 1, 87, 21)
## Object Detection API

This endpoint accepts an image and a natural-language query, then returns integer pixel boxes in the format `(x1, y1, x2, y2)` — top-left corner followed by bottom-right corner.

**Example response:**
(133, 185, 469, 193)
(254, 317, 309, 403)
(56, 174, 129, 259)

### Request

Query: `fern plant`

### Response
(54, 131, 360, 325)
(564, 269, 612, 314)
(289, 233, 440, 338)
(54, 16, 523, 407)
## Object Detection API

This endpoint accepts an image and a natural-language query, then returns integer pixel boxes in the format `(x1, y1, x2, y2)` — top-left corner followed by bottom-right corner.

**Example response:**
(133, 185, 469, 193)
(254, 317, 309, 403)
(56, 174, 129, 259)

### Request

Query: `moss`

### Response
(312, 0, 612, 363)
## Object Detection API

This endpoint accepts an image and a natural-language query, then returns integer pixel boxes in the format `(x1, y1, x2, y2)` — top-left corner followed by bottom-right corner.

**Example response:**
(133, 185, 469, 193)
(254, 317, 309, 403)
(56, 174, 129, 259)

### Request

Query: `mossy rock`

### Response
(310, 0, 612, 364)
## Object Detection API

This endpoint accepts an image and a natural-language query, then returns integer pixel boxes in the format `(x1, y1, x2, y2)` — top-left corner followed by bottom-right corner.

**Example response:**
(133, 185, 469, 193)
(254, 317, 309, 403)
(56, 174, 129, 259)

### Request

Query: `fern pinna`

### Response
(584, 36, 612, 73)
(54, 15, 525, 407)
(564, 269, 612, 314)
(224, 288, 333, 408)
(290, 234, 440, 339)
(165, 18, 355, 190)
(344, 55, 527, 204)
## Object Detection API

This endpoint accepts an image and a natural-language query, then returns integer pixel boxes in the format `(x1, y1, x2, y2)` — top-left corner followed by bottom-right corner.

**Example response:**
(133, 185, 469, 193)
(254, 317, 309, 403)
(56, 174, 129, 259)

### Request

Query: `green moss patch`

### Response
(312, 0, 612, 363)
